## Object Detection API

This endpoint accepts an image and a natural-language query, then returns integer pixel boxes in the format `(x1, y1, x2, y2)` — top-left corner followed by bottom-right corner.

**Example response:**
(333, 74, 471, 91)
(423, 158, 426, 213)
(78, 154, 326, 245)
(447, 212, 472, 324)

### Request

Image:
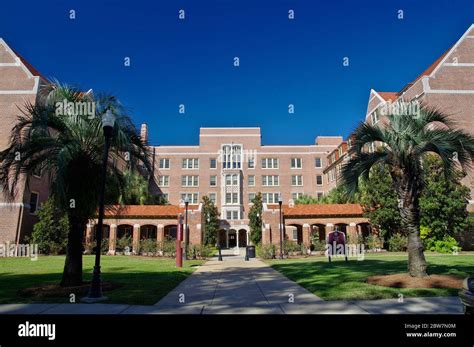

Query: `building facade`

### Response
(0, 39, 51, 246)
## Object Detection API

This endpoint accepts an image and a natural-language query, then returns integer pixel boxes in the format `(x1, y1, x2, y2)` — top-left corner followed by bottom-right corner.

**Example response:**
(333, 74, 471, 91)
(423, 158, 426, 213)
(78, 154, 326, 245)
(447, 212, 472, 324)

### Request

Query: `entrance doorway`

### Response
(228, 230, 237, 247)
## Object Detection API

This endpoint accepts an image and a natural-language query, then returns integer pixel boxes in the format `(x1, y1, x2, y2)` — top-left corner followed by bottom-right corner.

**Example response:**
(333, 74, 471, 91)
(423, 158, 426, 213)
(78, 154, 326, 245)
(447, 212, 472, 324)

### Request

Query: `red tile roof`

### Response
(378, 92, 398, 102)
(11, 48, 49, 82)
(103, 205, 199, 218)
(268, 204, 364, 217)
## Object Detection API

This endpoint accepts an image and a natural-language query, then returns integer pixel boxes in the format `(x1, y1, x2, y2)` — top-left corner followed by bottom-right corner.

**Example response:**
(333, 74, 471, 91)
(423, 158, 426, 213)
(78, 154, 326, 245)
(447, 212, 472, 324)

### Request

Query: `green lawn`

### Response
(266, 252, 474, 301)
(0, 255, 204, 305)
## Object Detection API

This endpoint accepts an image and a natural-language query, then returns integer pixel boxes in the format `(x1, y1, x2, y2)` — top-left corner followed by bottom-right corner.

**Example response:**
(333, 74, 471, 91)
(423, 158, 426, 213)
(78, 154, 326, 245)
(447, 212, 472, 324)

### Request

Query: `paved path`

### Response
(0, 250, 464, 314)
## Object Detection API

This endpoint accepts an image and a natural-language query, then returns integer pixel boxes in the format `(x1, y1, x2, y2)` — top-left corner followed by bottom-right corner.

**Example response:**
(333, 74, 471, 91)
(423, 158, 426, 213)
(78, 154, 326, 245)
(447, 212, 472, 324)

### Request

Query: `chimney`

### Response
(140, 123, 148, 143)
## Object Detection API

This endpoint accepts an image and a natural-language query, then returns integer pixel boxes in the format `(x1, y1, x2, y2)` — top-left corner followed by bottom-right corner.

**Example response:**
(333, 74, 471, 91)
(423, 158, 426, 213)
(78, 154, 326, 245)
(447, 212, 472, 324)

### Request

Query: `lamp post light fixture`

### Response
(184, 196, 189, 260)
(278, 193, 284, 260)
(83, 109, 115, 302)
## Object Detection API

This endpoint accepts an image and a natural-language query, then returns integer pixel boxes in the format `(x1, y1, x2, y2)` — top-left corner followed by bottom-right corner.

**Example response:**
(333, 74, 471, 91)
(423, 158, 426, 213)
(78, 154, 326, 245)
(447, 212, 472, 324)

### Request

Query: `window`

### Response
(158, 175, 169, 187)
(248, 193, 256, 203)
(181, 193, 199, 204)
(225, 192, 239, 204)
(328, 169, 335, 182)
(315, 157, 322, 168)
(291, 158, 302, 169)
(347, 138, 352, 148)
(262, 192, 280, 204)
(291, 175, 303, 186)
(222, 145, 242, 169)
(248, 156, 255, 169)
(316, 175, 323, 185)
(210, 175, 217, 186)
(368, 142, 376, 153)
(29, 192, 39, 214)
(262, 175, 279, 186)
(338, 147, 343, 157)
(182, 158, 199, 169)
(317, 192, 324, 201)
(33, 166, 42, 178)
(159, 158, 170, 169)
(292, 192, 304, 200)
(225, 174, 239, 186)
(371, 112, 379, 125)
(261, 158, 279, 169)
(226, 210, 240, 220)
(209, 193, 216, 204)
(292, 229, 298, 241)
(181, 175, 199, 187)
(210, 158, 217, 169)
(248, 175, 255, 186)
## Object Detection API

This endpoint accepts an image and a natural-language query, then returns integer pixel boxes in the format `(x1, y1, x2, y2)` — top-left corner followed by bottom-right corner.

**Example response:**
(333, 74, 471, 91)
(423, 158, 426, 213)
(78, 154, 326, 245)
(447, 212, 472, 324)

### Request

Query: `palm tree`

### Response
(0, 82, 150, 286)
(341, 107, 474, 277)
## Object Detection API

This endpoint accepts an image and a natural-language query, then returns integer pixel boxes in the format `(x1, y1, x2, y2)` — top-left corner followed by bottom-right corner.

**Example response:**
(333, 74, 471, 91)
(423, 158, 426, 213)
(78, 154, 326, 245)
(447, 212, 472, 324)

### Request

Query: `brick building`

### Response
(0, 39, 51, 246)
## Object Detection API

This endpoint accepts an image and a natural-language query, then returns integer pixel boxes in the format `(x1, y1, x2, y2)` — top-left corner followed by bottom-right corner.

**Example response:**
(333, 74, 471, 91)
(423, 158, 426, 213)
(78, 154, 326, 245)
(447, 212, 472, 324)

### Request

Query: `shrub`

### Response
(388, 233, 407, 252)
(189, 244, 214, 259)
(312, 240, 327, 252)
(158, 238, 176, 257)
(256, 244, 275, 259)
(425, 235, 459, 254)
(140, 238, 157, 254)
(101, 238, 109, 254)
(31, 198, 69, 255)
(366, 235, 383, 250)
(283, 240, 300, 256)
(116, 236, 132, 253)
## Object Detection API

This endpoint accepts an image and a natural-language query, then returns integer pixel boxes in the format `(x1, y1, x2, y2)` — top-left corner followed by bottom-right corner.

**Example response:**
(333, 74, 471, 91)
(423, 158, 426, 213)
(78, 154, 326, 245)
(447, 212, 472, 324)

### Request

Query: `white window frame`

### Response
(262, 157, 279, 169)
(182, 158, 199, 169)
(209, 175, 217, 186)
(210, 158, 217, 169)
(315, 157, 322, 168)
(291, 175, 303, 186)
(181, 175, 199, 187)
(248, 175, 255, 187)
(158, 175, 170, 187)
(262, 175, 279, 186)
(180, 192, 199, 204)
(316, 174, 323, 186)
(291, 157, 302, 169)
(29, 191, 40, 214)
(159, 158, 170, 169)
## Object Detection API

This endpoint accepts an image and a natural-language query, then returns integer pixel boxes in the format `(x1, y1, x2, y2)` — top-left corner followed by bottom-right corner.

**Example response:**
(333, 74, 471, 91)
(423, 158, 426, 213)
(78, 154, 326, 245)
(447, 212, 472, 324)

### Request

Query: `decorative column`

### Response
(85, 223, 94, 253)
(236, 231, 240, 248)
(132, 224, 140, 255)
(226, 230, 229, 248)
(325, 223, 334, 239)
(348, 223, 357, 242)
(303, 224, 311, 246)
(246, 230, 249, 246)
(108, 224, 117, 255)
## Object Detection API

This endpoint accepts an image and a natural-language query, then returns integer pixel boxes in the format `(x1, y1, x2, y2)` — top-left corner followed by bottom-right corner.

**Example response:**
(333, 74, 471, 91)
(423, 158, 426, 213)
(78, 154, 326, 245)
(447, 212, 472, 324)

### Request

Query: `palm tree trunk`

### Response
(397, 182, 428, 278)
(60, 216, 84, 287)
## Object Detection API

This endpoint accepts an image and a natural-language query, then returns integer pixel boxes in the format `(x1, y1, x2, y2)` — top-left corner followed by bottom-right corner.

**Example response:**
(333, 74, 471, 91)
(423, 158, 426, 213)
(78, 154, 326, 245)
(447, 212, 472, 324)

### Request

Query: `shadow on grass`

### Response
(269, 257, 474, 301)
(0, 270, 193, 306)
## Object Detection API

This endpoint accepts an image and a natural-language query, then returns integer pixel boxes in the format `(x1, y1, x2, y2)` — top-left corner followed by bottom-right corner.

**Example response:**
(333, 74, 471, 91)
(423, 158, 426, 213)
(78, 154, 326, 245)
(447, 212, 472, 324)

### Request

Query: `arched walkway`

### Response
(311, 223, 326, 242)
(287, 224, 303, 244)
(238, 229, 247, 247)
(140, 224, 157, 239)
(228, 229, 237, 248)
(357, 222, 371, 238)
(217, 229, 226, 247)
(164, 225, 177, 240)
(334, 223, 348, 237)
(93, 224, 110, 240)
(117, 224, 133, 239)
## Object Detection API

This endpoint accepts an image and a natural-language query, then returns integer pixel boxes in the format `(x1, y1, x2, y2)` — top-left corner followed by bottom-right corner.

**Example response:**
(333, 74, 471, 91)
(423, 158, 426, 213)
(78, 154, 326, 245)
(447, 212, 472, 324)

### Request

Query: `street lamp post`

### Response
(278, 193, 284, 260)
(184, 196, 189, 260)
(83, 109, 115, 302)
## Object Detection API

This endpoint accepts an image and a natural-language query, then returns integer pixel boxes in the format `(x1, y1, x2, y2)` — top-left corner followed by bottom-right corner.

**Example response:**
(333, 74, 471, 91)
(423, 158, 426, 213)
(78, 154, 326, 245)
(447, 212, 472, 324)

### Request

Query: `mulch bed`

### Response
(18, 281, 121, 298)
(366, 274, 463, 289)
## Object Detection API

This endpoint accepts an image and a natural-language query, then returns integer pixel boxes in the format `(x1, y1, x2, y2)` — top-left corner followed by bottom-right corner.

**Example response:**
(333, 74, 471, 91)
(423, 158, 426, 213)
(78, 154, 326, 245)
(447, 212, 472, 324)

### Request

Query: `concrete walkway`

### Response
(0, 250, 464, 314)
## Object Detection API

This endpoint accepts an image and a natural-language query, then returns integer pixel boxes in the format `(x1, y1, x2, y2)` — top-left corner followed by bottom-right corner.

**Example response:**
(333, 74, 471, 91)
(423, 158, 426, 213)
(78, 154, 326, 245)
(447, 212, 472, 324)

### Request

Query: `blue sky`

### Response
(1, 0, 473, 145)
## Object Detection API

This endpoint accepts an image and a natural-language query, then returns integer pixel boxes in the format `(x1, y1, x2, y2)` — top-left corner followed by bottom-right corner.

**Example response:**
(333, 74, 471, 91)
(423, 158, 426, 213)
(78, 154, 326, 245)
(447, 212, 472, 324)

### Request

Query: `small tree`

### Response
(419, 155, 470, 240)
(359, 164, 402, 243)
(248, 192, 263, 244)
(31, 198, 69, 255)
(202, 196, 219, 245)
(294, 194, 319, 205)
